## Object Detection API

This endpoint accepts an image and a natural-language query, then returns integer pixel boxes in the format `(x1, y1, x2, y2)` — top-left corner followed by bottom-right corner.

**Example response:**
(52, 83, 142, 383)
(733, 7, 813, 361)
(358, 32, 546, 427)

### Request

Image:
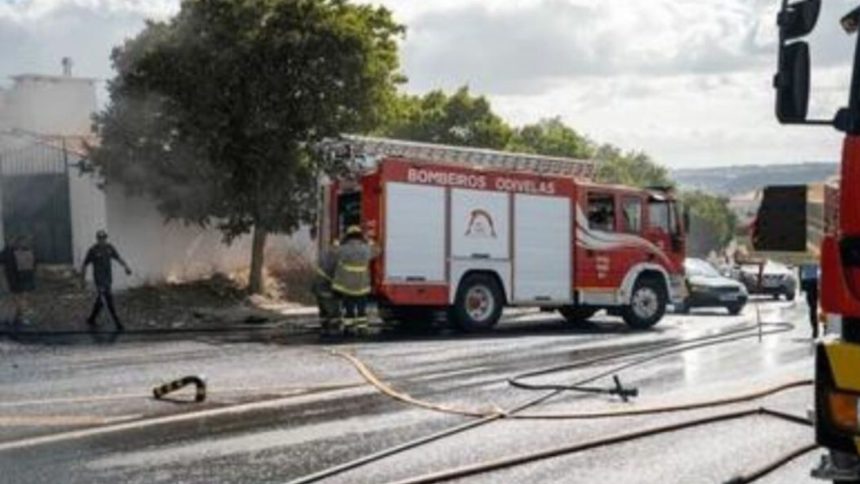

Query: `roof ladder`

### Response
(332, 134, 597, 179)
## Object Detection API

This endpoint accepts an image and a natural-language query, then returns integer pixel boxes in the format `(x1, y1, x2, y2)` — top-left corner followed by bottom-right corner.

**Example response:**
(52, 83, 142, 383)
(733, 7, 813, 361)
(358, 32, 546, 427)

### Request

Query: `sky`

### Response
(0, 0, 856, 169)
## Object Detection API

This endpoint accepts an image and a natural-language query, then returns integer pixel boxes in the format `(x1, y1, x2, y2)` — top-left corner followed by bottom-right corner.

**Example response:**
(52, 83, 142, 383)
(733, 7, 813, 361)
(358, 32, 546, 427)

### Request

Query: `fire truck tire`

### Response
(559, 307, 597, 324)
(451, 274, 503, 332)
(622, 277, 667, 330)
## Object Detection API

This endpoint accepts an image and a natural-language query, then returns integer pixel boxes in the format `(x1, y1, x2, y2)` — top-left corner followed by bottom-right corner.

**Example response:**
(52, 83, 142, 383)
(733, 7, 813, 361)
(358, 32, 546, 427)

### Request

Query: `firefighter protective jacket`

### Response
(332, 239, 379, 296)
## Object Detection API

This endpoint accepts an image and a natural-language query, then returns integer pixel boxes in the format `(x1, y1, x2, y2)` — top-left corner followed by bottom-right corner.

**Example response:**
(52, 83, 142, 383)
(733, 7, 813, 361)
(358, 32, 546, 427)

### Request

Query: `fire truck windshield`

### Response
(648, 199, 680, 235)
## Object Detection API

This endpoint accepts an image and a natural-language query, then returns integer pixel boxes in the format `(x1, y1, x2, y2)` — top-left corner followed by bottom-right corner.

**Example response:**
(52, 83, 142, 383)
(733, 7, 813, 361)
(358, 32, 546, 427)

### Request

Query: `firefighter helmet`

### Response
(345, 225, 363, 237)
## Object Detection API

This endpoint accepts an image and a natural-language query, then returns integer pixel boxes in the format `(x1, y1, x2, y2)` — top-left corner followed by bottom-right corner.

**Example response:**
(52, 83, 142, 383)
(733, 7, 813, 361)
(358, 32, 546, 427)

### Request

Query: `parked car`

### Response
(676, 258, 748, 315)
(736, 260, 797, 301)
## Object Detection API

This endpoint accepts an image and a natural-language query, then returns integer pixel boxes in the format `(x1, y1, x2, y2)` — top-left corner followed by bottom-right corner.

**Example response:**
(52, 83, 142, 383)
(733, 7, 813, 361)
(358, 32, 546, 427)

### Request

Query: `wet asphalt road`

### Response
(0, 298, 822, 483)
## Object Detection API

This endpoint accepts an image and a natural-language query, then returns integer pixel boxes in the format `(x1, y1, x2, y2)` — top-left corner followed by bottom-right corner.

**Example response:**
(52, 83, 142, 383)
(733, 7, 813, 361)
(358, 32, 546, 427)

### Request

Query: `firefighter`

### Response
(332, 225, 380, 336)
(799, 262, 820, 339)
(82, 230, 132, 331)
(0, 234, 36, 329)
(313, 240, 341, 336)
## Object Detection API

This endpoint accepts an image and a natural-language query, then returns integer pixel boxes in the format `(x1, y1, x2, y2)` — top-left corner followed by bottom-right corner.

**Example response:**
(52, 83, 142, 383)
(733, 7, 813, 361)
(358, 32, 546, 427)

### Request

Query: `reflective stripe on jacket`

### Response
(332, 239, 378, 296)
(315, 247, 338, 283)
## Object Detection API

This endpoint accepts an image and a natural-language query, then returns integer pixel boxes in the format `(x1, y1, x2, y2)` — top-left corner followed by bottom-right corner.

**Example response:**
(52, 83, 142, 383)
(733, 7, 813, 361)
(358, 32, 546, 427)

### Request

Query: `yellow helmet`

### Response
(345, 225, 363, 237)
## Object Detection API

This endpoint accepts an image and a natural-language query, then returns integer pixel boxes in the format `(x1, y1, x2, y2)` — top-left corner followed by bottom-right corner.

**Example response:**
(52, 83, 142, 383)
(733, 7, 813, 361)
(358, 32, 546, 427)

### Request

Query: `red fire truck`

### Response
(767, 1, 860, 480)
(320, 136, 687, 331)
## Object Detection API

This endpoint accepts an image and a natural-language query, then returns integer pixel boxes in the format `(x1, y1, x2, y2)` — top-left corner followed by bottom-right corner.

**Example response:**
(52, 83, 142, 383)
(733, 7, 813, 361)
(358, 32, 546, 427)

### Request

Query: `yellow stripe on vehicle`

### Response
(825, 342, 860, 391)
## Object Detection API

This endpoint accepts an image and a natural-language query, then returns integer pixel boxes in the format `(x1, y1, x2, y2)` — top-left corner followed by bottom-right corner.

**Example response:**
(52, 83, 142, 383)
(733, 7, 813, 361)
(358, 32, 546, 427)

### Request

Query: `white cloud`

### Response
(0, 0, 176, 82)
(0, 0, 176, 20)
(386, 0, 856, 167)
(394, 0, 778, 95)
(0, 0, 856, 168)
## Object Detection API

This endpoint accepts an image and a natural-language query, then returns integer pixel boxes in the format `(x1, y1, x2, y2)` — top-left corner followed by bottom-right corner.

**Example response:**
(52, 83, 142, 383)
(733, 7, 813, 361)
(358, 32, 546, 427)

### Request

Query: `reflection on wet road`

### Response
(0, 298, 821, 483)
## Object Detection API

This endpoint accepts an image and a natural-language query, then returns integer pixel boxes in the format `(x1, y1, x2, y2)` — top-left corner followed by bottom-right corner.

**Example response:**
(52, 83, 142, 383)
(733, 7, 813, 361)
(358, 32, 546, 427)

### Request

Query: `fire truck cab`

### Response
(770, 1, 860, 481)
(320, 136, 686, 331)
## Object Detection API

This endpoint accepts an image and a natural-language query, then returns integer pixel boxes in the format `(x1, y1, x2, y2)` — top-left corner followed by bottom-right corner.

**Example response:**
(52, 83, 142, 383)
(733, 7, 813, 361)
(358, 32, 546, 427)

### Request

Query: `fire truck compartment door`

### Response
(451, 189, 510, 260)
(384, 182, 446, 282)
(514, 194, 572, 303)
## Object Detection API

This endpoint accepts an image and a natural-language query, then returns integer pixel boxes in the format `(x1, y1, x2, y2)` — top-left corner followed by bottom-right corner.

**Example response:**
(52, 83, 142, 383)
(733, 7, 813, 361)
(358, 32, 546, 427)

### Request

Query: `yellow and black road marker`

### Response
(152, 376, 206, 402)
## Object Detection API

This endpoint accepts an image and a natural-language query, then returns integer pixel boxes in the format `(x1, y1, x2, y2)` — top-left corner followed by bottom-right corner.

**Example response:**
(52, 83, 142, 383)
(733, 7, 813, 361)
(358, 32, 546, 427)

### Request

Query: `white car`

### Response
(736, 260, 797, 301)
(677, 258, 749, 315)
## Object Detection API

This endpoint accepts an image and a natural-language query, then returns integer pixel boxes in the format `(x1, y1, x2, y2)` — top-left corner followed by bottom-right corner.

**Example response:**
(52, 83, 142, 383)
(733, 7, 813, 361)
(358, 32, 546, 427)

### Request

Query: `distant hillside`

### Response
(671, 162, 838, 196)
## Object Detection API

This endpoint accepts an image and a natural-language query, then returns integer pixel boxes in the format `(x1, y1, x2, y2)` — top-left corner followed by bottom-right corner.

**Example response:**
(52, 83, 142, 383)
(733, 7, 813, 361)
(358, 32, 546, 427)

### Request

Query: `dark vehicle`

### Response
(736, 261, 797, 301)
(676, 258, 748, 315)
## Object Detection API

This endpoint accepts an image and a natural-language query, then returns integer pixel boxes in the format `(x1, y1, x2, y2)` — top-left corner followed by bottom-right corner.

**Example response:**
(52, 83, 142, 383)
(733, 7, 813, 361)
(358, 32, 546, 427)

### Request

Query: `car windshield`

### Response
(685, 259, 720, 278)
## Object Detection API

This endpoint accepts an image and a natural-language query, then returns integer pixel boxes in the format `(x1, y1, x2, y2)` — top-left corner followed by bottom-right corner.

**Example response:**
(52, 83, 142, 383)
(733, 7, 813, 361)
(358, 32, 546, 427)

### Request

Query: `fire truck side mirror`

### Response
(778, 0, 821, 40)
(775, 42, 811, 124)
(683, 205, 691, 232)
(774, 0, 821, 125)
(751, 185, 808, 252)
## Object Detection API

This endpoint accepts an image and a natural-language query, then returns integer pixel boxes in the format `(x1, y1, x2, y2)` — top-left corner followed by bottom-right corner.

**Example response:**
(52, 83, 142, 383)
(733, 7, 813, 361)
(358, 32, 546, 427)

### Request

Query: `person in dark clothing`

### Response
(1, 234, 36, 326)
(82, 230, 132, 330)
(799, 263, 821, 339)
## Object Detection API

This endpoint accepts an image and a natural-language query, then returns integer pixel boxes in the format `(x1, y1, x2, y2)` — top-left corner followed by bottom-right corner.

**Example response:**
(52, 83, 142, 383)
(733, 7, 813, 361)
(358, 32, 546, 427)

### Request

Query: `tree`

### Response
(593, 144, 673, 188)
(682, 191, 738, 257)
(88, 0, 404, 293)
(380, 86, 512, 149)
(506, 117, 593, 159)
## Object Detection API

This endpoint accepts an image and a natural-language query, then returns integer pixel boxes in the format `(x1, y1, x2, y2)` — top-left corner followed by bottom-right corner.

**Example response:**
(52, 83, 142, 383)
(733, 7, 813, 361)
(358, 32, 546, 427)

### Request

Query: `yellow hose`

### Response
(333, 350, 504, 418)
(334, 349, 812, 420)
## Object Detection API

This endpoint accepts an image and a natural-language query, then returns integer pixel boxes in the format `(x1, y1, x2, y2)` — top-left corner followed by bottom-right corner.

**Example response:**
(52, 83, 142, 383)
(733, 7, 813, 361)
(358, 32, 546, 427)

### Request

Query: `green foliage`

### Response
(89, 0, 404, 240)
(682, 191, 738, 256)
(593, 145, 673, 188)
(381, 90, 671, 189)
(379, 86, 511, 149)
(506, 117, 592, 159)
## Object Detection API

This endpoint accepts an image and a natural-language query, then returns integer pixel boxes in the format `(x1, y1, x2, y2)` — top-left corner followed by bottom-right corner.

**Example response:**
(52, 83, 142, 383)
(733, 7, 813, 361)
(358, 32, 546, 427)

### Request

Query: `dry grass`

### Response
(2, 246, 318, 331)
(267, 245, 317, 306)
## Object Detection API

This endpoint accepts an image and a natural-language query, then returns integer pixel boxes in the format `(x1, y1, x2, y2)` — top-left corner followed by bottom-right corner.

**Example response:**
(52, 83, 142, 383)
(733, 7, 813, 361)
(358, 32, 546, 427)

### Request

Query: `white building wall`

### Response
(68, 164, 108, 268)
(0, 71, 316, 289)
(0, 73, 97, 248)
(102, 184, 312, 290)
(0, 75, 97, 135)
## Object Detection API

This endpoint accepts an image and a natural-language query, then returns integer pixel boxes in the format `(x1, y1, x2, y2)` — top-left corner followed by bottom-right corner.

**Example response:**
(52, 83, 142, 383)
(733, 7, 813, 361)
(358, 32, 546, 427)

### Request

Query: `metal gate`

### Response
(0, 139, 73, 264)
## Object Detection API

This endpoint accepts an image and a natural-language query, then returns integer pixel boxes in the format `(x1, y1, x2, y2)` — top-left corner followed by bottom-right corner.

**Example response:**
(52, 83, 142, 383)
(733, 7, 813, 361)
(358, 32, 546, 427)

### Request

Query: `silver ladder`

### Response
(330, 134, 597, 179)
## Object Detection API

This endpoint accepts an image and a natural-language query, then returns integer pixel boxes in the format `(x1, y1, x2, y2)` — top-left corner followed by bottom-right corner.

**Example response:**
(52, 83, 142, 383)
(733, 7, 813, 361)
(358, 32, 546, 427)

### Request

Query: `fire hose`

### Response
(390, 408, 813, 484)
(292, 321, 807, 484)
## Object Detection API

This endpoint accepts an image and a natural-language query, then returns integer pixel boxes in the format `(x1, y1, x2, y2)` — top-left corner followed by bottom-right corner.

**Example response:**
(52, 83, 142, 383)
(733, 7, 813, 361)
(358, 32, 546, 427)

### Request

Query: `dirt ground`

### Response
(0, 266, 315, 332)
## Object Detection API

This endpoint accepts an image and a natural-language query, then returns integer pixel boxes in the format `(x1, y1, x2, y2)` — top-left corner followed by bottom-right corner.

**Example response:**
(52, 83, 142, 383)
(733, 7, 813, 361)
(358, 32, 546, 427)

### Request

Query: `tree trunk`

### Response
(248, 226, 268, 295)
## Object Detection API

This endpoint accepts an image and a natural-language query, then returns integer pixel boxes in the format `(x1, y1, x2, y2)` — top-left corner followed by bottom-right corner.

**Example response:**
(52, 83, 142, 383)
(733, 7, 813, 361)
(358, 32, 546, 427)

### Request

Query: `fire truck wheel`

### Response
(559, 307, 597, 324)
(623, 277, 667, 330)
(451, 274, 503, 332)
